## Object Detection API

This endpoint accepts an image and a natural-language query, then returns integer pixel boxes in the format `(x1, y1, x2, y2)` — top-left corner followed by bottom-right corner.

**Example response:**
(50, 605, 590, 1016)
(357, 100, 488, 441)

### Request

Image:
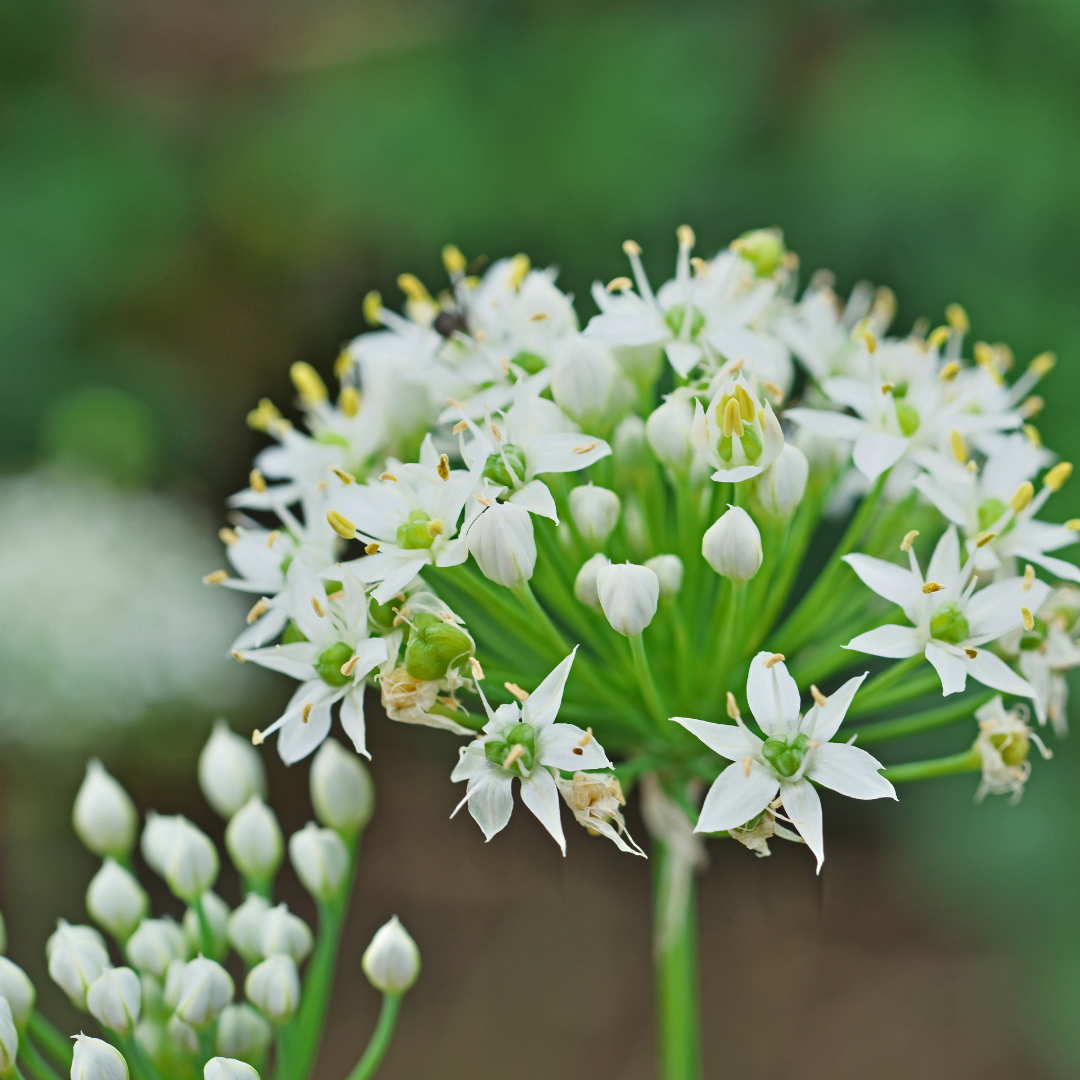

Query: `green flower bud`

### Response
(930, 602, 969, 645)
(761, 733, 810, 777)
(734, 228, 786, 277)
(397, 511, 436, 550)
(315, 642, 354, 687)
(664, 305, 705, 338)
(404, 613, 473, 681)
(510, 351, 546, 375)
(977, 497, 1008, 532)
(482, 444, 527, 489)
(895, 401, 920, 436)
(484, 723, 536, 776)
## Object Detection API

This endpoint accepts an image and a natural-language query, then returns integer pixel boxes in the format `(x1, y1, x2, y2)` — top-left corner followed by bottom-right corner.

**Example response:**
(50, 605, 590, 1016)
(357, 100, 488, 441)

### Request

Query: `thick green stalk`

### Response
(28, 1014, 73, 1069)
(847, 690, 994, 746)
(848, 654, 926, 710)
(845, 668, 942, 718)
(18, 1041, 64, 1080)
(883, 748, 981, 783)
(344, 994, 403, 1080)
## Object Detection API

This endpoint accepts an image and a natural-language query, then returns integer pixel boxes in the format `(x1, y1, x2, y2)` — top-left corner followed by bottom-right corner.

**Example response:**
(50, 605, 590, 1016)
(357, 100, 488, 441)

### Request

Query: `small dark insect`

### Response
(434, 311, 468, 338)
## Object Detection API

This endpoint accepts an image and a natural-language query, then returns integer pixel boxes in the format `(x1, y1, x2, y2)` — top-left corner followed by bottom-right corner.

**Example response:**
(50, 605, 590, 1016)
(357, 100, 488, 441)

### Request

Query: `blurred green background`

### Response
(3, 0, 1080, 1076)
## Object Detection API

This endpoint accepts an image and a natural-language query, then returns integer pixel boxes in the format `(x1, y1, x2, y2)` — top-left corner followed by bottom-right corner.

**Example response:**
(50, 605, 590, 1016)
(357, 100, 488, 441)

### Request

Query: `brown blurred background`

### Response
(3, 0, 1080, 1076)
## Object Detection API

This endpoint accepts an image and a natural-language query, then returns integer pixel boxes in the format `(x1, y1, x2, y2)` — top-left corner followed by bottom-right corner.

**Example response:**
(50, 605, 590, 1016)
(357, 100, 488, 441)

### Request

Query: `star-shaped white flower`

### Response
(689, 373, 785, 482)
(672, 652, 895, 871)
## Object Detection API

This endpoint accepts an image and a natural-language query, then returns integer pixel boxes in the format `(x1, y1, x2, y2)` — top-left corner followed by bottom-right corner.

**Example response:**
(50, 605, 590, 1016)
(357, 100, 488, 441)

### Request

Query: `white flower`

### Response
(972, 695, 1051, 802)
(646, 390, 697, 473)
(702, 506, 762, 581)
(554, 772, 645, 856)
(843, 526, 1050, 697)
(573, 553, 610, 608)
(451, 649, 611, 853)
(597, 563, 659, 636)
(124, 918, 188, 978)
(288, 823, 350, 902)
(1012, 586, 1080, 734)
(310, 739, 375, 835)
(645, 554, 684, 597)
(672, 652, 895, 871)
(174, 957, 234, 1028)
(225, 798, 283, 884)
(465, 502, 537, 588)
(215, 1004, 272, 1063)
(244, 955, 299, 1024)
(85, 859, 148, 941)
(204, 1058, 260, 1080)
(550, 337, 630, 432)
(46, 921, 109, 1009)
(0, 957, 35, 1030)
(260, 905, 312, 965)
(361, 917, 420, 994)
(756, 443, 809, 518)
(236, 564, 388, 763)
(569, 484, 621, 547)
(0, 999, 15, 1074)
(226, 895, 271, 966)
(73, 761, 137, 860)
(155, 817, 219, 905)
(71, 1034, 128, 1080)
(691, 375, 785, 483)
(198, 721, 268, 820)
(86, 967, 141, 1035)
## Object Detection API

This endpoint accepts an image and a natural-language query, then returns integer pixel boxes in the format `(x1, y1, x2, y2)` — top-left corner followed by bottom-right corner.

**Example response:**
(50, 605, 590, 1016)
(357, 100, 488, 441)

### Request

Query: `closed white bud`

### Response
(174, 957, 234, 1028)
(0, 958, 34, 1030)
(162, 959, 186, 1013)
(467, 503, 536, 588)
(288, 824, 349, 902)
(756, 443, 809, 518)
(215, 1004, 272, 1064)
(86, 859, 148, 942)
(361, 916, 420, 995)
(569, 484, 621, 547)
(244, 955, 299, 1024)
(139, 974, 163, 1019)
(597, 562, 659, 637)
(73, 761, 138, 860)
(261, 905, 312, 965)
(182, 892, 230, 961)
(551, 338, 619, 428)
(646, 393, 695, 472)
(310, 739, 374, 835)
(613, 414, 649, 470)
(225, 798, 282, 884)
(46, 921, 109, 1010)
(0, 998, 16, 1074)
(573, 553, 610, 608)
(86, 967, 141, 1036)
(199, 721, 268, 820)
(204, 1058, 260, 1080)
(645, 554, 684, 596)
(71, 1034, 128, 1080)
(125, 918, 188, 979)
(226, 895, 270, 966)
(166, 1015, 199, 1054)
(153, 816, 219, 904)
(140, 813, 181, 878)
(702, 506, 762, 581)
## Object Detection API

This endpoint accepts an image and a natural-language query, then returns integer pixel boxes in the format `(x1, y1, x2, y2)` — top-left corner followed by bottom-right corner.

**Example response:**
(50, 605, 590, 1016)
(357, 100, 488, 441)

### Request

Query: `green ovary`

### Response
(511, 351, 546, 375)
(404, 612, 474, 681)
(482, 444, 527, 489)
(485, 722, 536, 775)
(930, 602, 969, 645)
(316, 641, 354, 687)
(665, 305, 706, 338)
(397, 510, 435, 550)
(977, 498, 1008, 532)
(761, 732, 811, 777)
(895, 401, 920, 436)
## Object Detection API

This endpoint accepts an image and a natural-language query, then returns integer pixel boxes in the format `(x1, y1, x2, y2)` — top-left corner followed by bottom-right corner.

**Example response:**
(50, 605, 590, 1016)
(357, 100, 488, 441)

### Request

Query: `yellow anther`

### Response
(247, 398, 283, 432)
(1023, 564, 1036, 591)
(606, 276, 633, 292)
(442, 244, 466, 275)
(1010, 481, 1034, 512)
(855, 322, 876, 353)
(332, 467, 355, 485)
(1044, 462, 1073, 492)
(363, 290, 383, 326)
(219, 527, 239, 545)
(340, 655, 361, 678)
(763, 653, 785, 669)
(453, 420, 469, 435)
(246, 598, 269, 625)
(502, 744, 526, 771)
(1023, 424, 1042, 448)
(469, 656, 485, 680)
(379, 472, 398, 482)
(333, 350, 352, 379)
(437, 454, 450, 481)
(922, 582, 945, 594)
(576, 726, 593, 746)
(975, 531, 997, 548)
(232, 650, 247, 664)
(734, 383, 757, 423)
(364, 542, 380, 555)
(251, 728, 263, 744)
(267, 529, 280, 548)
(573, 442, 597, 455)
(810, 685, 827, 707)
(290, 362, 328, 405)
(726, 691, 741, 720)
(488, 422, 503, 444)
(340, 385, 361, 417)
(900, 530, 920, 552)
(397, 273, 430, 302)
(1029, 351, 1056, 377)
(427, 519, 445, 538)
(1067, 520, 1080, 531)
(1020, 395, 1044, 419)
(949, 429, 967, 464)
(316, 480, 329, 492)
(530, 309, 549, 321)
(327, 590, 344, 604)
(966, 460, 980, 473)
(880, 382, 895, 395)
(974, 341, 994, 367)
(507, 253, 530, 291)
(690, 257, 709, 276)
(945, 303, 969, 334)
(465, 277, 482, 291)
(1022, 606, 1035, 632)
(964, 648, 978, 659)
(742, 755, 753, 778)
(938, 361, 961, 382)
(302, 702, 313, 724)
(327, 511, 356, 539)
(622, 240, 642, 257)
(311, 596, 326, 618)
(872, 286, 897, 323)
(723, 396, 744, 438)
(761, 380, 784, 405)
(475, 491, 494, 507)
(504, 682, 530, 702)
(927, 325, 950, 350)
(677, 224, 696, 248)
(202, 570, 228, 585)
(250, 469, 267, 493)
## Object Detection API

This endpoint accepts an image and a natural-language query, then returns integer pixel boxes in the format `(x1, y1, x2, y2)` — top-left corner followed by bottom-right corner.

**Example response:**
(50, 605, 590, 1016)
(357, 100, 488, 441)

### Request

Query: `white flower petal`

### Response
(522, 648, 578, 732)
(278, 701, 333, 765)
(665, 342, 703, 377)
(924, 641, 968, 696)
(536, 723, 611, 771)
(963, 648, 1036, 698)
(695, 761, 778, 834)
(807, 742, 896, 801)
(965, 577, 1048, 641)
(843, 554, 920, 613)
(231, 607, 289, 652)
(338, 688, 369, 759)
(779, 778, 825, 872)
(669, 716, 759, 760)
(507, 479, 560, 523)
(240, 643, 317, 680)
(801, 671, 867, 742)
(852, 431, 907, 482)
(746, 651, 801, 736)
(1016, 549, 1080, 584)
(709, 464, 764, 483)
(518, 769, 566, 854)
(784, 407, 866, 442)
(845, 624, 924, 658)
(464, 765, 515, 841)
(527, 434, 612, 477)
(927, 525, 960, 586)
(371, 557, 432, 605)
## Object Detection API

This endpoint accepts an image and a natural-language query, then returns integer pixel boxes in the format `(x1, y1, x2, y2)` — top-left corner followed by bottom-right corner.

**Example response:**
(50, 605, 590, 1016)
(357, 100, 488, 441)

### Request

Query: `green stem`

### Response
(344, 994, 403, 1080)
(194, 895, 214, 956)
(18, 1041, 64, 1080)
(28, 1014, 73, 1069)
(120, 1033, 165, 1080)
(846, 690, 994, 746)
(15, 1064, 29, 1080)
(428, 702, 486, 730)
(846, 668, 942, 719)
(883, 748, 981, 783)
(851, 654, 926, 709)
(630, 634, 668, 733)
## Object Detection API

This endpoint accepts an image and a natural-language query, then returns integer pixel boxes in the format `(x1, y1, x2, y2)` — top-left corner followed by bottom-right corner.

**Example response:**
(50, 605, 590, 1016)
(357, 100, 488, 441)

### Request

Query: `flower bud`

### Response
(244, 955, 299, 1024)
(204, 1058, 260, 1080)
(403, 613, 475, 682)
(646, 392, 696, 473)
(46, 921, 109, 1010)
(86, 859, 148, 942)
(166, 1015, 199, 1055)
(225, 799, 283, 885)
(573, 554, 610, 608)
(140, 813, 181, 878)
(125, 918, 188, 979)
(215, 1004, 272, 1065)
(310, 739, 374, 835)
(182, 892, 230, 961)
(596, 563, 659, 637)
(645, 554, 684, 597)
(198, 721, 268, 820)
(288, 824, 349, 902)
(73, 761, 138, 860)
(756, 443, 809, 518)
(0, 999, 16, 1077)
(361, 917, 420, 995)
(0, 958, 34, 1030)
(466, 503, 536, 589)
(152, 816, 219, 904)
(174, 957, 234, 1028)
(86, 967, 141, 1035)
(226, 896, 270, 966)
(261, 905, 312, 965)
(733, 227, 786, 277)
(569, 484, 621, 547)
(613, 415, 649, 472)
(162, 959, 186, 1013)
(551, 338, 620, 430)
(71, 1034, 128, 1080)
(702, 506, 762, 581)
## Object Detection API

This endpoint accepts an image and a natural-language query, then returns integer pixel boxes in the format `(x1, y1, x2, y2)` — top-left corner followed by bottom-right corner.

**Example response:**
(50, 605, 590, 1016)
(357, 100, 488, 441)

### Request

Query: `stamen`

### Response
(469, 656, 485, 680)
(251, 729, 263, 745)
(246, 598, 268, 625)
(507, 254, 530, 291)
(327, 590, 344, 603)
(1066, 520, 1080, 531)
(1024, 424, 1042, 448)
(489, 423, 503, 444)
(1010, 481, 1034, 512)
(453, 420, 469, 434)
(900, 530, 920, 552)
(1029, 351, 1056, 377)
(690, 257, 709, 276)
(475, 492, 494, 507)
(975, 531, 996, 548)
(437, 454, 450, 481)
(332, 467, 355, 485)
(810, 685, 827, 707)
(949, 429, 967, 464)
(529, 311, 548, 322)
(1021, 606, 1035, 631)
(290, 361, 328, 405)
(365, 542, 380, 555)
(500, 356, 510, 375)
(504, 682, 529, 701)
(219, 527, 239, 545)
(341, 655, 360, 677)
(316, 480, 329, 492)
(677, 224, 696, 248)
(267, 529, 280, 548)
(622, 240, 642, 256)
(427, 519, 445, 538)
(606, 276, 633, 292)
(446, 397, 467, 410)
(966, 460, 979, 473)
(1044, 461, 1073, 491)
(576, 726, 593, 746)
(247, 398, 283, 432)
(945, 303, 969, 334)
(203, 570, 228, 585)
(442, 244, 466, 275)
(922, 582, 945, 594)
(302, 702, 313, 724)
(964, 648, 978, 659)
(742, 755, 753, 778)
(573, 442, 597, 455)
(734, 383, 756, 423)
(231, 650, 247, 664)
(311, 596, 326, 618)
(927, 325, 950, 350)
(938, 360, 961, 382)
(723, 397, 744, 438)
(880, 382, 894, 395)
(340, 385, 360, 417)
(502, 744, 525, 770)
(763, 653, 785, 669)
(379, 472, 398, 482)
(1023, 564, 1036, 591)
(397, 273, 430, 302)
(249, 469, 267, 494)
(726, 692, 741, 720)
(327, 511, 357, 539)
(761, 381, 784, 405)
(1020, 395, 1044, 419)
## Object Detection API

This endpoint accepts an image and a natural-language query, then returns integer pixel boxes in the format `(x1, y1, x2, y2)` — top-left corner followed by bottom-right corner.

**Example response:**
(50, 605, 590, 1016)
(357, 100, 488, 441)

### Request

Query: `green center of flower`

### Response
(369, 595, 399, 631)
(511, 351, 546, 375)
(1020, 616, 1048, 650)
(665, 305, 706, 338)
(316, 641, 354, 687)
(930, 602, 969, 645)
(403, 612, 474, 681)
(482, 444, 527, 489)
(761, 732, 811, 777)
(485, 722, 536, 775)
(895, 401, 920, 436)
(282, 621, 308, 644)
(397, 510, 436, 550)
(990, 730, 1030, 767)
(735, 229, 786, 277)
(977, 497, 1008, 532)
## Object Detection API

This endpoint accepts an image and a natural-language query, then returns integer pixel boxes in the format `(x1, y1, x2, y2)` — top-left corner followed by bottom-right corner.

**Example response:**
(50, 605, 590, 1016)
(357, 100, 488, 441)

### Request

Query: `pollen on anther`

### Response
(251, 729, 263, 745)
(379, 472, 398, 482)
(332, 467, 355, 485)
(810, 685, 827, 707)
(922, 582, 945, 594)
(219, 527, 239, 545)
(267, 529, 280, 548)
(341, 655, 360, 677)
(577, 726, 593, 747)
(474, 492, 494, 507)
(726, 691, 741, 720)
(622, 240, 642, 257)
(203, 570, 228, 585)
(964, 648, 978, 659)
(469, 656, 485, 680)
(606, 276, 633, 292)
(763, 653, 785, 669)
(302, 702, 313, 724)
(573, 442, 597, 455)
(231, 650, 247, 664)
(975, 530, 997, 548)
(249, 468, 267, 493)
(311, 596, 326, 618)
(1023, 564, 1036, 591)
(1022, 606, 1035, 632)
(246, 598, 268, 625)
(504, 681, 529, 702)
(437, 454, 450, 481)
(365, 542, 380, 555)
(900, 530, 920, 552)
(742, 755, 753, 778)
